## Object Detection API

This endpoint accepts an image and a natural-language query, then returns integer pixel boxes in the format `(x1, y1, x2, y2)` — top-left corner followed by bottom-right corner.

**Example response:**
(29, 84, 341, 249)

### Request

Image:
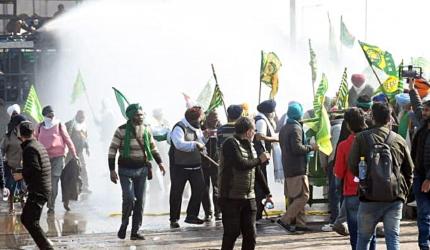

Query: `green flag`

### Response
(411, 57, 430, 77)
(112, 87, 130, 119)
(23, 85, 43, 123)
(336, 68, 349, 109)
(313, 73, 329, 118)
(340, 16, 355, 48)
(71, 70, 86, 104)
(316, 104, 333, 156)
(359, 41, 397, 77)
(308, 39, 317, 85)
(260, 50, 282, 99)
(207, 84, 224, 113)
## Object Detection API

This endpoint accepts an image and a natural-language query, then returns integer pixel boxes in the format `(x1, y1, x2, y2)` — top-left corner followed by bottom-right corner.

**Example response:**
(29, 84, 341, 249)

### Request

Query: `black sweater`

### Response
(21, 139, 52, 199)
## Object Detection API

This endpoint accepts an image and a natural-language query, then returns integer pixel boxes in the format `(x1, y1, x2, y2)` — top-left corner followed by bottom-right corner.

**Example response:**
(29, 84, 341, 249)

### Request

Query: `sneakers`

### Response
(276, 219, 296, 233)
(130, 233, 145, 240)
(332, 222, 349, 236)
(170, 221, 180, 228)
(184, 217, 204, 225)
(321, 224, 334, 232)
(117, 225, 127, 239)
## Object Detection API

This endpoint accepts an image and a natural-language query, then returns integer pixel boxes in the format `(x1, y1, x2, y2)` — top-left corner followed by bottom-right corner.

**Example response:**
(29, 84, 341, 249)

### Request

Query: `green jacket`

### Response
(348, 126, 414, 202)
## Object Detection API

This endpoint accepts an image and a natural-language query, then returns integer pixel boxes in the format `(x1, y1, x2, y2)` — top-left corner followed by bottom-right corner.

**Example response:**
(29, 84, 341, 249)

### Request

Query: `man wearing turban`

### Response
(348, 74, 375, 108)
(108, 103, 166, 240)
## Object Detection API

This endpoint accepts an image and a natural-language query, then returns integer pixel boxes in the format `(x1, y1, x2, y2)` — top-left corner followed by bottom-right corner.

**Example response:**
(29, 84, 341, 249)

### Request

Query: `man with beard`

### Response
(348, 74, 374, 108)
(66, 110, 90, 193)
(409, 77, 430, 250)
(109, 103, 166, 240)
(254, 100, 278, 220)
(169, 106, 207, 228)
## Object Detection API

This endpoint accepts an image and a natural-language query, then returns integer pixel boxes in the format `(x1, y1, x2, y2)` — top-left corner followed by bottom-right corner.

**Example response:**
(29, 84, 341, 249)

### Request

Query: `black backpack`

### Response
(361, 131, 400, 202)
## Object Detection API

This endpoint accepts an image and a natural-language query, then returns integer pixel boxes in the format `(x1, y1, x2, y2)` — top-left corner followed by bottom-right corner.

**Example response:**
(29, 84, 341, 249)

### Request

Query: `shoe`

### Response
(295, 225, 311, 232)
(184, 218, 204, 224)
(333, 222, 349, 236)
(376, 226, 384, 238)
(204, 215, 213, 222)
(321, 224, 334, 232)
(170, 221, 180, 228)
(47, 209, 55, 215)
(130, 233, 145, 240)
(63, 202, 71, 212)
(117, 225, 127, 239)
(215, 214, 222, 221)
(407, 200, 417, 207)
(276, 219, 296, 233)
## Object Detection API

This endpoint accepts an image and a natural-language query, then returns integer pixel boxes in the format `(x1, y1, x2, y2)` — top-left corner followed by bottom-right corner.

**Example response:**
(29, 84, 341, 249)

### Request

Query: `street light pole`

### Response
(290, 0, 296, 50)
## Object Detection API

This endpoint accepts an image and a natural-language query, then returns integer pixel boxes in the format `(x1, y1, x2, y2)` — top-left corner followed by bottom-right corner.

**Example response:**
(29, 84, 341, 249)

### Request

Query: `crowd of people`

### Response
(2, 73, 430, 250)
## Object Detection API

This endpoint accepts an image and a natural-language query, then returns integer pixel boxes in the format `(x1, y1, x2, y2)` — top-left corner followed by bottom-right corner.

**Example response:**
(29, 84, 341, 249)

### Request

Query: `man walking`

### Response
(20, 121, 54, 250)
(219, 116, 272, 250)
(66, 110, 91, 193)
(348, 102, 413, 250)
(109, 103, 166, 240)
(277, 102, 318, 232)
(409, 77, 430, 250)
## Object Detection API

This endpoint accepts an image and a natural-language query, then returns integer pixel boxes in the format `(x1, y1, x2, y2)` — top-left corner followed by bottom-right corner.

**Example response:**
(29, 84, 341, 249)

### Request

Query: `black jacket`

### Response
(279, 120, 312, 178)
(61, 158, 81, 201)
(410, 89, 430, 179)
(21, 139, 51, 199)
(219, 135, 270, 199)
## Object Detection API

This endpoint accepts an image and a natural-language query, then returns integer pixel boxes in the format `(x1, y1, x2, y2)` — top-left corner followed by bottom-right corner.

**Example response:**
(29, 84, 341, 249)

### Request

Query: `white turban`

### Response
(6, 104, 20, 117)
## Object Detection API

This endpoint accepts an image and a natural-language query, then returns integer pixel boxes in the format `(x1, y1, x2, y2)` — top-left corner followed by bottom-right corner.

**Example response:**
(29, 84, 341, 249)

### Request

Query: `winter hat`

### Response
(287, 102, 304, 121)
(351, 74, 366, 88)
(227, 105, 243, 120)
(257, 100, 276, 113)
(42, 105, 54, 116)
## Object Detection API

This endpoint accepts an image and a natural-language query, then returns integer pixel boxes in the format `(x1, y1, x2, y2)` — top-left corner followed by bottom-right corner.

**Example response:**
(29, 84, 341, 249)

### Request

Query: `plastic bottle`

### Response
(358, 156, 367, 191)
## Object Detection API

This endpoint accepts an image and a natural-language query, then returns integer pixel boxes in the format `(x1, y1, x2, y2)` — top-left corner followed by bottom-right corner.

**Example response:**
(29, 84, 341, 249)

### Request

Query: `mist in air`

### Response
(34, 0, 430, 215)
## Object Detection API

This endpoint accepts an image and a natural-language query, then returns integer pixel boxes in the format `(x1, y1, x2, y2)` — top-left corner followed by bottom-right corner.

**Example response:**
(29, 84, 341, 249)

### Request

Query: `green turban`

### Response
(125, 103, 142, 120)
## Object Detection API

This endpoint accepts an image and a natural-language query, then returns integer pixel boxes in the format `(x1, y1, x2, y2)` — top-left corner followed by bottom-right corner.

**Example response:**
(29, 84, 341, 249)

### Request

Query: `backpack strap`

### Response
(362, 131, 375, 160)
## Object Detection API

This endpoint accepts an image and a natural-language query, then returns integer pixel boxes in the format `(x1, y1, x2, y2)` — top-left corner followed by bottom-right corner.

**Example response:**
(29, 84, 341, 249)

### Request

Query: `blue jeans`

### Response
(345, 196, 375, 250)
(413, 176, 430, 250)
(328, 163, 341, 224)
(119, 167, 148, 234)
(357, 200, 403, 250)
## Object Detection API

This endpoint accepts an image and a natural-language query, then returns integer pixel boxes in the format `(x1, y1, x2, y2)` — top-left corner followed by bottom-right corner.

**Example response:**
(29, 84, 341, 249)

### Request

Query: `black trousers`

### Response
(169, 166, 204, 221)
(220, 198, 257, 250)
(202, 166, 220, 216)
(21, 193, 52, 250)
(255, 164, 267, 220)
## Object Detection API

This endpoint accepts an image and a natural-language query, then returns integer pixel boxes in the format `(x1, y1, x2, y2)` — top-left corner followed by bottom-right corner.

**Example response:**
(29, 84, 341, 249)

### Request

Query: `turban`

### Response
(125, 103, 142, 120)
(395, 93, 410, 107)
(7, 104, 20, 117)
(257, 100, 276, 113)
(227, 105, 243, 120)
(415, 78, 430, 98)
(351, 74, 366, 87)
(372, 93, 388, 103)
(185, 106, 203, 122)
(287, 102, 304, 121)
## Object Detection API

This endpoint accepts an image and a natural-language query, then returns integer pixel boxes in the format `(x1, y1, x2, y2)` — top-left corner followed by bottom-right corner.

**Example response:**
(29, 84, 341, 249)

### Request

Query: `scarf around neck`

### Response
(122, 121, 153, 161)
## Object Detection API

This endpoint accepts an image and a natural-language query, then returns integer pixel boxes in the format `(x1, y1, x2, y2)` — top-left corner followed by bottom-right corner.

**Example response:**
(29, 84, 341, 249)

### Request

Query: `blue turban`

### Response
(395, 93, 410, 107)
(287, 102, 304, 121)
(257, 100, 276, 113)
(227, 105, 243, 120)
(372, 93, 388, 103)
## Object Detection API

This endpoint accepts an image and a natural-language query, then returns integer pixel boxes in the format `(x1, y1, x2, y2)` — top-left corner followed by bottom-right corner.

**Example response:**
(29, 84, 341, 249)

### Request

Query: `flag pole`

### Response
(308, 39, 316, 99)
(211, 64, 228, 118)
(258, 50, 263, 104)
(83, 84, 96, 119)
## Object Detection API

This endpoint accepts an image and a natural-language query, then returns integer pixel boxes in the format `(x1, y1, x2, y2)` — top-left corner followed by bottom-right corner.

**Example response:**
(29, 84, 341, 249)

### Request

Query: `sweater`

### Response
(35, 123, 77, 159)
(109, 124, 162, 171)
(334, 134, 358, 196)
(1, 131, 23, 170)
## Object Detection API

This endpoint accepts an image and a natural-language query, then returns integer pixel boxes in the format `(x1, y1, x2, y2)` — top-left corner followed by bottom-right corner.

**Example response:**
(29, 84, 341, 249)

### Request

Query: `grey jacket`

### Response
(279, 120, 313, 178)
